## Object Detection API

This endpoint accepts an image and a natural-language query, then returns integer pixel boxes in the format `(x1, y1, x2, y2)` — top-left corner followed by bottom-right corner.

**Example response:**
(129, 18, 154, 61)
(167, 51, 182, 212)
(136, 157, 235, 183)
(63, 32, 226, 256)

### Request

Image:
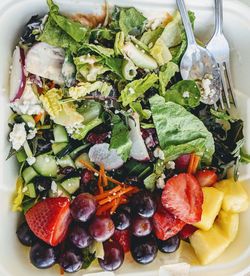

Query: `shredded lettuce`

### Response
(12, 176, 24, 212)
(119, 73, 158, 106)
(130, 102, 151, 120)
(150, 95, 215, 163)
(159, 62, 179, 96)
(114, 31, 125, 56)
(140, 27, 164, 47)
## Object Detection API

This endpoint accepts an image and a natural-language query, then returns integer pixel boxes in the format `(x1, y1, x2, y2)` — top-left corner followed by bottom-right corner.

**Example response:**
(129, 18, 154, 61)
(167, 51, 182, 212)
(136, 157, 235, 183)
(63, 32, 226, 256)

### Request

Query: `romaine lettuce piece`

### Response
(140, 26, 164, 47)
(130, 102, 151, 120)
(159, 62, 179, 95)
(150, 38, 172, 66)
(149, 95, 215, 163)
(114, 31, 125, 56)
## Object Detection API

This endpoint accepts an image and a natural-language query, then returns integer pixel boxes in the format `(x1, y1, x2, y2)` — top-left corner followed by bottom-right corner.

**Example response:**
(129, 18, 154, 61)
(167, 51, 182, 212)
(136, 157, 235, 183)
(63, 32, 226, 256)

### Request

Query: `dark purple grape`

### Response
(131, 191, 156, 218)
(112, 210, 131, 231)
(59, 166, 75, 175)
(98, 240, 124, 271)
(131, 234, 158, 264)
(70, 193, 97, 222)
(34, 176, 51, 192)
(68, 224, 93, 249)
(89, 216, 115, 242)
(87, 132, 109, 144)
(80, 169, 93, 185)
(30, 241, 56, 269)
(58, 249, 83, 273)
(158, 235, 180, 253)
(117, 204, 132, 215)
(16, 222, 36, 246)
(131, 216, 152, 237)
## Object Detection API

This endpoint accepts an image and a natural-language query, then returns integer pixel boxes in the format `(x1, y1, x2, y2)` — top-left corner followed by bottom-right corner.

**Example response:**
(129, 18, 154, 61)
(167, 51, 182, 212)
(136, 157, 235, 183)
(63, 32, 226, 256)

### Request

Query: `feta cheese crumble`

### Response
(51, 181, 58, 193)
(166, 161, 175, 170)
(128, 87, 135, 94)
(153, 147, 165, 160)
(156, 174, 166, 189)
(27, 128, 37, 140)
(182, 91, 190, 98)
(26, 156, 36, 166)
(9, 123, 27, 150)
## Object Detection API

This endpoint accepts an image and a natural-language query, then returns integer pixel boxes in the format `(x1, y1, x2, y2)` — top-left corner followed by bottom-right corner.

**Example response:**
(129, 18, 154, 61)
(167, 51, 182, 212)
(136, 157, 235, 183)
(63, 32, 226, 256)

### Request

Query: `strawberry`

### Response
(25, 197, 72, 246)
(179, 224, 197, 240)
(161, 173, 203, 224)
(195, 169, 218, 187)
(113, 229, 130, 253)
(152, 204, 185, 241)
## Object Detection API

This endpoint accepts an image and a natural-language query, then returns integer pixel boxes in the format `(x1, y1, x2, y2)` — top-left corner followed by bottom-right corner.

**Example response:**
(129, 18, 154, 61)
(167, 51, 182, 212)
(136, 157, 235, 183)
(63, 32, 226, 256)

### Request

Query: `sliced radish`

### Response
(129, 113, 150, 161)
(88, 143, 124, 171)
(9, 46, 26, 102)
(25, 42, 65, 84)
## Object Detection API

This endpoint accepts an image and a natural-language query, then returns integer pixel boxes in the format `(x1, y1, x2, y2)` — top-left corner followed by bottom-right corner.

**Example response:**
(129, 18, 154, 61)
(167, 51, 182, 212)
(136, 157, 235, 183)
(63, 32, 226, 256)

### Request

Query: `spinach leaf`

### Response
(119, 73, 158, 106)
(110, 115, 132, 161)
(159, 62, 179, 96)
(165, 80, 201, 108)
(119, 7, 147, 36)
(150, 95, 215, 163)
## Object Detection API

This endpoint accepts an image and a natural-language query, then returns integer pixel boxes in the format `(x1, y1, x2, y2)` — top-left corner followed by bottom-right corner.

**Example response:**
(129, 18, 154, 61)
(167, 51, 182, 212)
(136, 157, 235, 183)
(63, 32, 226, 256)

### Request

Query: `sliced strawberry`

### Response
(25, 197, 72, 246)
(152, 204, 185, 241)
(113, 229, 130, 253)
(179, 224, 197, 240)
(161, 173, 203, 224)
(195, 169, 218, 187)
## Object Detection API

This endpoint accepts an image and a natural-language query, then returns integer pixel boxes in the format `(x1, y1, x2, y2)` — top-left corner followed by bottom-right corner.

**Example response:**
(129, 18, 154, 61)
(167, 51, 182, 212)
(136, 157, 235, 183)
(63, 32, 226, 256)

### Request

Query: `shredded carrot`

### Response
(110, 198, 121, 214)
(96, 201, 114, 215)
(120, 197, 128, 205)
(34, 112, 43, 124)
(103, 171, 108, 187)
(187, 153, 195, 174)
(192, 155, 200, 174)
(95, 185, 122, 201)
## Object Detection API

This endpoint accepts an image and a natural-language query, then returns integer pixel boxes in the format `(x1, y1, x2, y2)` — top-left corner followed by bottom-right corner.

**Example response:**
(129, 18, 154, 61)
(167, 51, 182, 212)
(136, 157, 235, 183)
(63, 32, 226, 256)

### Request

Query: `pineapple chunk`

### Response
(193, 187, 224, 231)
(190, 210, 239, 265)
(214, 178, 249, 213)
(179, 240, 200, 265)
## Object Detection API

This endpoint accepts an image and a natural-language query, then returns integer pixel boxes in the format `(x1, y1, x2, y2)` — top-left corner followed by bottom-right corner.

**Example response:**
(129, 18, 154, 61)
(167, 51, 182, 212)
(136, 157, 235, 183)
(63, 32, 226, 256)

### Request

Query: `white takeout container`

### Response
(0, 0, 250, 275)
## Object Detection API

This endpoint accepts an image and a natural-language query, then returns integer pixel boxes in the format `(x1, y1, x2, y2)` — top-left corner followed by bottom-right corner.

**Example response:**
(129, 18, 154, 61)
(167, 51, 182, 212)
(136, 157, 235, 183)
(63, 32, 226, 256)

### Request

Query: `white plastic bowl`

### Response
(0, 0, 250, 275)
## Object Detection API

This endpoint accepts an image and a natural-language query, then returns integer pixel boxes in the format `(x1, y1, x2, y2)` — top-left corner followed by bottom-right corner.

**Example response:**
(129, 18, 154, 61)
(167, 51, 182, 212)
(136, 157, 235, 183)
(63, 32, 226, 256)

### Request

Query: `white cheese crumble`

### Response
(10, 83, 43, 115)
(166, 161, 175, 170)
(66, 122, 83, 136)
(27, 128, 37, 140)
(200, 75, 216, 101)
(9, 123, 27, 150)
(156, 174, 166, 189)
(51, 181, 58, 193)
(26, 156, 36, 165)
(37, 185, 46, 192)
(128, 87, 135, 94)
(182, 91, 190, 98)
(153, 147, 165, 160)
(22, 186, 28, 193)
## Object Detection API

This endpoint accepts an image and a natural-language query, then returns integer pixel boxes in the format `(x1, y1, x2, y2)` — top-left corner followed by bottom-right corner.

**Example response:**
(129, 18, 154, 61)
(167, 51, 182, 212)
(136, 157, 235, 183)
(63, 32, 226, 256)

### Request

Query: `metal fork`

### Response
(206, 0, 237, 109)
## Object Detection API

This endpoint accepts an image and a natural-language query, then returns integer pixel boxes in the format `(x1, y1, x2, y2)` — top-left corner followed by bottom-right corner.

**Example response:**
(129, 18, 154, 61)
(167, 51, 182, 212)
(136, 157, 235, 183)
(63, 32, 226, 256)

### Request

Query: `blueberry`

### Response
(16, 222, 36, 246)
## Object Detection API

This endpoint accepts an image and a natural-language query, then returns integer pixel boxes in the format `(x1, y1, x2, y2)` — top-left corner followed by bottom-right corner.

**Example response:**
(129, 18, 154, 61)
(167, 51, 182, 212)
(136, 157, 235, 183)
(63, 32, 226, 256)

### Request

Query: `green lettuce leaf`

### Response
(159, 62, 179, 95)
(119, 7, 146, 36)
(119, 73, 158, 106)
(81, 43, 114, 57)
(140, 27, 164, 47)
(143, 173, 157, 192)
(149, 95, 215, 163)
(130, 102, 151, 120)
(210, 109, 235, 122)
(150, 38, 172, 66)
(110, 115, 132, 161)
(165, 80, 201, 108)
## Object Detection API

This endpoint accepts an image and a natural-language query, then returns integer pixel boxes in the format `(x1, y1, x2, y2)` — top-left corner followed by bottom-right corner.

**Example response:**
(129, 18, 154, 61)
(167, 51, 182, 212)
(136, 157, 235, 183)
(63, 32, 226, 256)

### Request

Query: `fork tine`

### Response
(219, 93, 225, 110)
(224, 61, 237, 107)
(219, 63, 231, 109)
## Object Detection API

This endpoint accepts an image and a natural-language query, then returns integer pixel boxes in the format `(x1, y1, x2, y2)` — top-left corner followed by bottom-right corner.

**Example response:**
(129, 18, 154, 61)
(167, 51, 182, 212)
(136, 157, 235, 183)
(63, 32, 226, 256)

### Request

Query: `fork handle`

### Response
(214, 0, 223, 34)
(176, 0, 197, 46)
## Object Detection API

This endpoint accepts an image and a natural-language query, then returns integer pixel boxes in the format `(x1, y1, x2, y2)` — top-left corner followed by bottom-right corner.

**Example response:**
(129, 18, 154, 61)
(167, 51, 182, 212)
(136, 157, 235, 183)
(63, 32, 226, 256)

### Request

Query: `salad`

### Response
(8, 0, 250, 273)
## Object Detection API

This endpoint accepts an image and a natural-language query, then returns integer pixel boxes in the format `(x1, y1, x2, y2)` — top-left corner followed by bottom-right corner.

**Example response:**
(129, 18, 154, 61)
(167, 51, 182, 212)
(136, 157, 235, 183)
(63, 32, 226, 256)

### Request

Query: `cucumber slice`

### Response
(122, 59, 137, 80)
(49, 183, 69, 198)
(70, 144, 90, 159)
(16, 149, 27, 163)
(53, 125, 68, 143)
(22, 167, 38, 183)
(75, 153, 93, 169)
(33, 154, 58, 177)
(21, 114, 36, 128)
(61, 177, 80, 194)
(57, 155, 75, 168)
(24, 183, 36, 198)
(52, 142, 68, 155)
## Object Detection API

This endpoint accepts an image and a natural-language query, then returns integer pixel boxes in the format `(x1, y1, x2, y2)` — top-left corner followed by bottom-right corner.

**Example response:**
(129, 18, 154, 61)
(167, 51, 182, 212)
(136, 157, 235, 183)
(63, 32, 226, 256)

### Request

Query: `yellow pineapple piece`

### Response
(193, 187, 224, 231)
(214, 178, 249, 213)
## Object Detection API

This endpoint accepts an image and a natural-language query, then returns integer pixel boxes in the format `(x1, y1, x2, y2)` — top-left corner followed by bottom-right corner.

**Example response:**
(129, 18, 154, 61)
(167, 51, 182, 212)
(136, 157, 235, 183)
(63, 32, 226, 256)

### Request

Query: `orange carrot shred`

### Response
(79, 160, 99, 174)
(192, 155, 200, 174)
(34, 112, 43, 124)
(97, 164, 104, 194)
(110, 198, 121, 214)
(96, 201, 114, 215)
(187, 153, 195, 174)
(95, 186, 122, 201)
(103, 171, 108, 187)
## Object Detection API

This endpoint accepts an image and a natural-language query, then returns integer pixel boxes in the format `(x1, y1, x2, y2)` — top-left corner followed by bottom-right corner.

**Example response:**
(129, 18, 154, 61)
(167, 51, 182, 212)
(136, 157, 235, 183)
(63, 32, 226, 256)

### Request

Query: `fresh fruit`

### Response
(89, 216, 115, 242)
(131, 190, 156, 218)
(98, 240, 124, 271)
(113, 229, 131, 253)
(161, 173, 203, 223)
(190, 210, 239, 265)
(196, 169, 218, 187)
(58, 249, 83, 273)
(112, 209, 131, 230)
(157, 235, 180, 253)
(30, 241, 57, 269)
(214, 178, 249, 213)
(68, 224, 93, 249)
(25, 197, 71, 246)
(179, 224, 197, 240)
(70, 193, 97, 222)
(16, 222, 37, 246)
(131, 216, 152, 237)
(152, 205, 185, 240)
(193, 187, 224, 231)
(179, 240, 199, 265)
(131, 234, 158, 264)
(175, 154, 191, 172)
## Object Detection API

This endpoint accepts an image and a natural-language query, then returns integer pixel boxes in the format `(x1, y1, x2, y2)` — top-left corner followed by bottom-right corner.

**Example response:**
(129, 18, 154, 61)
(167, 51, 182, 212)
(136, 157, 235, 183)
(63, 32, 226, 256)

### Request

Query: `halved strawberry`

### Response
(152, 204, 185, 241)
(113, 229, 130, 253)
(161, 173, 203, 224)
(179, 224, 197, 240)
(25, 197, 72, 246)
(195, 169, 218, 187)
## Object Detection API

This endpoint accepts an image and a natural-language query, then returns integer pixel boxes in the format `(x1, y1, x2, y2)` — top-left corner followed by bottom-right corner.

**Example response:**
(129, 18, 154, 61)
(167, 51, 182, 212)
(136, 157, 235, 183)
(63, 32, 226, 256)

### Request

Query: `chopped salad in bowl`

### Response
(8, 0, 250, 273)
